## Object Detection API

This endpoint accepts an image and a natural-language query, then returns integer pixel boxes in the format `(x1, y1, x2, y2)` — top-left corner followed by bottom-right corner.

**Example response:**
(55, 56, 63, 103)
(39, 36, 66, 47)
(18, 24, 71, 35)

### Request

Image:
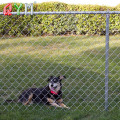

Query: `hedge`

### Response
(0, 2, 120, 36)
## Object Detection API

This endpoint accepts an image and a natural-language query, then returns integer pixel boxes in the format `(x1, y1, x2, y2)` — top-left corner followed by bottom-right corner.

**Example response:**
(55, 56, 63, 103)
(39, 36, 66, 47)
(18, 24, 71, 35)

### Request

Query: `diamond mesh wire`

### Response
(0, 12, 120, 111)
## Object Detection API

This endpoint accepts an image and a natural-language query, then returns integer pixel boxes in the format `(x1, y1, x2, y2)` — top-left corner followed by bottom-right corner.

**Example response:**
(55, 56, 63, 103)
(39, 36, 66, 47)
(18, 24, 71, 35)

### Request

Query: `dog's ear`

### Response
(58, 76, 66, 80)
(48, 76, 54, 81)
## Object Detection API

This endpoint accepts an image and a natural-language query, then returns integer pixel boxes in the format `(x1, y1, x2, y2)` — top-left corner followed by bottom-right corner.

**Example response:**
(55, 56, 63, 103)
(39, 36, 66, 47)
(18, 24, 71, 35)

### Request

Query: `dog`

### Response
(18, 76, 69, 109)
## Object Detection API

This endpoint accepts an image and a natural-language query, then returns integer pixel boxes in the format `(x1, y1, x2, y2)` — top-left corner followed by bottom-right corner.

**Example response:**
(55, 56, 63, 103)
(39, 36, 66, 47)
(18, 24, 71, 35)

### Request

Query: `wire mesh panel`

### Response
(0, 12, 120, 112)
(108, 14, 120, 110)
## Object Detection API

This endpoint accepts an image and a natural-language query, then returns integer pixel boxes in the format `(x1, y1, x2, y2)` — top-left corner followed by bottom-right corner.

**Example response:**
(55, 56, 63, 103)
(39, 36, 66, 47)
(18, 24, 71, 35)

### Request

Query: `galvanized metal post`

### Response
(105, 14, 109, 111)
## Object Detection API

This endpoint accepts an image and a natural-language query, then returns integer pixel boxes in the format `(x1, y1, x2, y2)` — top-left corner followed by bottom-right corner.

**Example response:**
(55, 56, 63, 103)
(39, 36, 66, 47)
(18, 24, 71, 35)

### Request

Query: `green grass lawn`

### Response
(0, 35, 120, 120)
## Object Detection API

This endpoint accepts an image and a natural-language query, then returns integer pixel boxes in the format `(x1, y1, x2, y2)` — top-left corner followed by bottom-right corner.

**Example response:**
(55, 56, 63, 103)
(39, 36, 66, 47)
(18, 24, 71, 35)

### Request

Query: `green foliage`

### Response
(0, 2, 120, 36)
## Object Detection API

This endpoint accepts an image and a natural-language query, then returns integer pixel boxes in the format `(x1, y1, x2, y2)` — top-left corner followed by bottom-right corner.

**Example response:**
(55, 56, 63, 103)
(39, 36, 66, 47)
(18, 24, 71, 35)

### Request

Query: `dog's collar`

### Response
(50, 90, 58, 95)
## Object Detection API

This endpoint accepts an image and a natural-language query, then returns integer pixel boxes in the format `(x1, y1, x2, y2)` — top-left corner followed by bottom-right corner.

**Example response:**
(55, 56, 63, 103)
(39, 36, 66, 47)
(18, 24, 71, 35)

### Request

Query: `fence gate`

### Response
(0, 11, 120, 111)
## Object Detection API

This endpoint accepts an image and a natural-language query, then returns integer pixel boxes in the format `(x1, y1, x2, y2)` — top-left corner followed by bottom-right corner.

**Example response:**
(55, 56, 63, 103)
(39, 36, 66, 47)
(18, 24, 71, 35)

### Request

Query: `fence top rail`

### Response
(0, 11, 120, 15)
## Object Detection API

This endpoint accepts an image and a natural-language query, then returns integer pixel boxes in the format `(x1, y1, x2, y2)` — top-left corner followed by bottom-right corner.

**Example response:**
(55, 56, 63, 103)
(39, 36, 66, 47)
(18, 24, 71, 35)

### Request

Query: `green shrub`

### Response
(0, 2, 120, 36)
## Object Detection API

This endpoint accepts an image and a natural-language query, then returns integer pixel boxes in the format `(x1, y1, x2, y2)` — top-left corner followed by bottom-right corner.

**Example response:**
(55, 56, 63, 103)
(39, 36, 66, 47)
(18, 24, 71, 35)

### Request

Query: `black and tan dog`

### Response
(18, 76, 69, 108)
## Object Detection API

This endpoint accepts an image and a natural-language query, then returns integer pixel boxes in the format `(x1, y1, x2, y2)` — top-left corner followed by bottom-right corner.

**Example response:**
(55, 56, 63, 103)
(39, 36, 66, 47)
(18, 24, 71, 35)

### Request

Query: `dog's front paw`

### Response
(59, 103, 70, 109)
(64, 106, 70, 109)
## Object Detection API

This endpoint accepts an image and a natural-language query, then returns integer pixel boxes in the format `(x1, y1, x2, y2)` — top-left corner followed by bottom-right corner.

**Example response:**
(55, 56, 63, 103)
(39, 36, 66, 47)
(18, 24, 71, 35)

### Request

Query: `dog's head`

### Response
(48, 76, 66, 93)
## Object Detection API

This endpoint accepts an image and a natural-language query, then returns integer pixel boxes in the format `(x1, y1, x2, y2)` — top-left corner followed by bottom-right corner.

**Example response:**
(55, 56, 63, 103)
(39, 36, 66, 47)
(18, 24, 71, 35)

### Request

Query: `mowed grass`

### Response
(0, 35, 120, 120)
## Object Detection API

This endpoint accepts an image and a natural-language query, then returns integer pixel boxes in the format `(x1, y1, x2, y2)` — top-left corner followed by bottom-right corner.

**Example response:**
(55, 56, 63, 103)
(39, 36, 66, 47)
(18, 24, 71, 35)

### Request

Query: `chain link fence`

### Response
(0, 11, 120, 111)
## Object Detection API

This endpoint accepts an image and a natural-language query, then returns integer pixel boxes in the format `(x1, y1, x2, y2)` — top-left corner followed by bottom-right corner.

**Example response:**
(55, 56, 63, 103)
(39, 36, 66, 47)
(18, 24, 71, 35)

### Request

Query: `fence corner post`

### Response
(105, 13, 109, 111)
